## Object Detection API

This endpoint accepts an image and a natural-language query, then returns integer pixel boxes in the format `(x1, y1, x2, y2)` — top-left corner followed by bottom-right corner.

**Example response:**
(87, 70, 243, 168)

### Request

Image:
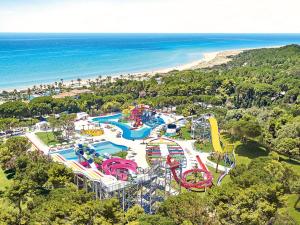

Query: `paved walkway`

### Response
(176, 139, 228, 172)
(26, 132, 50, 155)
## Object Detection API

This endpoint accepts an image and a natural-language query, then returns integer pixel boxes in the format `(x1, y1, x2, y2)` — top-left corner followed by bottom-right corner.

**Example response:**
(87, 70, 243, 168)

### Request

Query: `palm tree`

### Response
(12, 89, 18, 100)
(77, 78, 82, 86)
(27, 88, 32, 100)
(58, 82, 63, 92)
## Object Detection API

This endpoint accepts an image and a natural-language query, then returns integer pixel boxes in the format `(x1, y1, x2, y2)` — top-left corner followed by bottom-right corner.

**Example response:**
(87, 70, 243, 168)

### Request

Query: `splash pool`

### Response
(92, 113, 164, 140)
(53, 141, 128, 161)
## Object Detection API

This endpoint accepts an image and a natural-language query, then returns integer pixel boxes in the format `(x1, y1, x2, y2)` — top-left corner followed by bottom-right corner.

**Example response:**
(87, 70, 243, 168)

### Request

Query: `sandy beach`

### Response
(1, 45, 283, 93)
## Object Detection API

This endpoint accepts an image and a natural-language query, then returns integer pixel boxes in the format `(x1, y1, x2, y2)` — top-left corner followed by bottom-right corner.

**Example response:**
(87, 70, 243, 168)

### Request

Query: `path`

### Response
(176, 139, 228, 172)
(26, 132, 50, 154)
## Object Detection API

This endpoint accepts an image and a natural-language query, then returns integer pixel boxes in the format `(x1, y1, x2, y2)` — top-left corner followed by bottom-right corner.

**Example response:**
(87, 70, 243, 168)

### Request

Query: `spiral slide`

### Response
(102, 158, 138, 181)
(208, 117, 224, 153)
(166, 155, 213, 189)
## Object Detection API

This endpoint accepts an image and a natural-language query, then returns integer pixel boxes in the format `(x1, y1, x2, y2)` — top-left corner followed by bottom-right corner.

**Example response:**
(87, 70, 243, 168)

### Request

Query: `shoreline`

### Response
(0, 45, 284, 93)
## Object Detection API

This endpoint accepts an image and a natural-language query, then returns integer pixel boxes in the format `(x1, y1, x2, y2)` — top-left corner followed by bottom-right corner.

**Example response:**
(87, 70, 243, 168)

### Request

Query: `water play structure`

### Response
(166, 154, 213, 190)
(129, 104, 163, 128)
(102, 158, 138, 181)
(75, 143, 101, 169)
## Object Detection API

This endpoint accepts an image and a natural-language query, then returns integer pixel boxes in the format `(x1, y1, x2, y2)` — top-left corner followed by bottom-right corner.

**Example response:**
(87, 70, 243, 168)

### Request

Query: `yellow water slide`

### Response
(208, 117, 224, 153)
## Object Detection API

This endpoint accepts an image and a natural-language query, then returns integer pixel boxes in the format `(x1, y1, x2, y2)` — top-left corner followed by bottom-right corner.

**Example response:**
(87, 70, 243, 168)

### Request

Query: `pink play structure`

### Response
(102, 158, 138, 181)
(166, 155, 213, 190)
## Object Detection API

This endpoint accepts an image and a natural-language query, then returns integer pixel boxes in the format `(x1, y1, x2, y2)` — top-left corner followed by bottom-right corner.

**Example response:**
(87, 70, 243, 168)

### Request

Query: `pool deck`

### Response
(92, 125, 149, 169)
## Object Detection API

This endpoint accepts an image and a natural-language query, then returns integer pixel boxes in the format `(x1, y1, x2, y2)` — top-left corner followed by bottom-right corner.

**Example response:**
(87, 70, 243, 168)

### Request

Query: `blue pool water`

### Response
(92, 113, 164, 140)
(1, 33, 300, 89)
(54, 141, 128, 161)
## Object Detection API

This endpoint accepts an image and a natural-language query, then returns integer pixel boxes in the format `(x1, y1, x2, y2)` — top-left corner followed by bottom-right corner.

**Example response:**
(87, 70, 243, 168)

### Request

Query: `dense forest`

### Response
(0, 45, 299, 224)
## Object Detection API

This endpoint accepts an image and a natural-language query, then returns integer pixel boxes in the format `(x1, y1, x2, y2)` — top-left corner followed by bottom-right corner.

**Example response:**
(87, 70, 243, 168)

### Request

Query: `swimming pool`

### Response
(92, 113, 164, 140)
(53, 141, 128, 161)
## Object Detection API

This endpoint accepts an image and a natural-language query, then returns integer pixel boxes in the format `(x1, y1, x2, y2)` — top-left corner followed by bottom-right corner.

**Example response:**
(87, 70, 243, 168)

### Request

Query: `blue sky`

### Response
(0, 0, 299, 33)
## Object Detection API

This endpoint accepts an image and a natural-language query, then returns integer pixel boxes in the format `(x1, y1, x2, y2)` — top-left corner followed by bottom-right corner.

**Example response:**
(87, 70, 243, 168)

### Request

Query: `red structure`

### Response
(166, 155, 213, 190)
(102, 158, 138, 181)
(129, 104, 150, 128)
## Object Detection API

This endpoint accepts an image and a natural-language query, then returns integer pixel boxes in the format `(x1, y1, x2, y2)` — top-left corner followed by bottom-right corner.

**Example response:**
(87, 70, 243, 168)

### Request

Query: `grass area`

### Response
(112, 151, 128, 159)
(194, 141, 213, 153)
(165, 126, 192, 140)
(221, 133, 300, 172)
(286, 194, 300, 224)
(207, 165, 231, 185)
(0, 167, 12, 191)
(35, 131, 62, 146)
(175, 127, 192, 140)
(207, 155, 227, 167)
(221, 133, 269, 165)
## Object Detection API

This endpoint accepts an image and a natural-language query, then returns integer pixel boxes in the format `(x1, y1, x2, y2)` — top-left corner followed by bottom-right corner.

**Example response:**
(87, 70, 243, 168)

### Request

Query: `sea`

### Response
(0, 33, 300, 90)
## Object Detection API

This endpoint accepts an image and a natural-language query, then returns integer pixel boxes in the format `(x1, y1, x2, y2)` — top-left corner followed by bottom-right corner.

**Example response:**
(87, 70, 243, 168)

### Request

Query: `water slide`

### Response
(75, 143, 99, 169)
(208, 117, 224, 153)
(102, 158, 138, 181)
(51, 153, 117, 185)
(196, 155, 209, 172)
(166, 155, 213, 189)
(207, 116, 236, 185)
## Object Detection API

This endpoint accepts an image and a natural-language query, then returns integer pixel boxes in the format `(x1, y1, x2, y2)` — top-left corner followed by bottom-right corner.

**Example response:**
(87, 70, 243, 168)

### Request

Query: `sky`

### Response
(0, 0, 299, 33)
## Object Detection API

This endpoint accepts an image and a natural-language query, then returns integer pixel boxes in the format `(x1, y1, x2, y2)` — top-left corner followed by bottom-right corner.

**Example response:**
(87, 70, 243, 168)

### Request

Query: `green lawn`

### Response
(194, 141, 213, 153)
(286, 194, 300, 224)
(221, 134, 269, 165)
(207, 165, 231, 185)
(112, 151, 128, 159)
(35, 131, 61, 146)
(207, 156, 228, 167)
(0, 167, 12, 191)
(169, 126, 192, 140)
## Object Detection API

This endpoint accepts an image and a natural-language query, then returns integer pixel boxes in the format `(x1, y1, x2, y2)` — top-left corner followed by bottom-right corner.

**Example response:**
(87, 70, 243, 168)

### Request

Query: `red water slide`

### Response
(166, 155, 213, 189)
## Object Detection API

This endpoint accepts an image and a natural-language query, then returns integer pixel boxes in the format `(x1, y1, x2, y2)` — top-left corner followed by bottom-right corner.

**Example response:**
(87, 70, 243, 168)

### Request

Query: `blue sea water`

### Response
(0, 33, 300, 90)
